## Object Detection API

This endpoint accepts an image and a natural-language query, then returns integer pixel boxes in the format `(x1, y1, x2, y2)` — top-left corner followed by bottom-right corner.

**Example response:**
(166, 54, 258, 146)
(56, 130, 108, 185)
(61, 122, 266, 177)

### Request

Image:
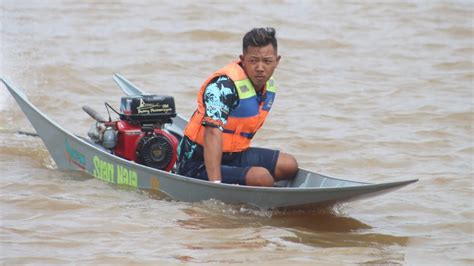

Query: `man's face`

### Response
(240, 44, 280, 91)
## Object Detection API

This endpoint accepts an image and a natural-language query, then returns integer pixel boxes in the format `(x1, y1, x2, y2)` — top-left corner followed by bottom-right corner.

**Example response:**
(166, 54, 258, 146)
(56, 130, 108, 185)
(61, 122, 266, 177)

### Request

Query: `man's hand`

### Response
(203, 126, 223, 182)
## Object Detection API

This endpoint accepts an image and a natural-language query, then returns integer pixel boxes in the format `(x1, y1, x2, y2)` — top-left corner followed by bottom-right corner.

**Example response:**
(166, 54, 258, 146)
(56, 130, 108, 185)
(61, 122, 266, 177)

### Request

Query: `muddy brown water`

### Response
(1, 1, 472, 264)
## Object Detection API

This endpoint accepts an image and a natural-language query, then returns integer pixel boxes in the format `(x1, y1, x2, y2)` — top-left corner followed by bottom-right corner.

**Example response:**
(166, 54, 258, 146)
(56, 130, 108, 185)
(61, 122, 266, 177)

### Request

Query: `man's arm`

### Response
(203, 126, 222, 182)
(201, 75, 238, 183)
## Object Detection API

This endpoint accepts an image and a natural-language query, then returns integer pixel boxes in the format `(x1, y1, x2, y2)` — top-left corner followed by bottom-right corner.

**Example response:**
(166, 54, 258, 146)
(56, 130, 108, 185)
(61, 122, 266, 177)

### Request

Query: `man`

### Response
(176, 27, 298, 187)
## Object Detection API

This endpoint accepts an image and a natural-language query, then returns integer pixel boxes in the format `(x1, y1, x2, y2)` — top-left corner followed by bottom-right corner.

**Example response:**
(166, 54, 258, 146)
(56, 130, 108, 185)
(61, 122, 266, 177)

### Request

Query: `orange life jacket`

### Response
(184, 61, 277, 152)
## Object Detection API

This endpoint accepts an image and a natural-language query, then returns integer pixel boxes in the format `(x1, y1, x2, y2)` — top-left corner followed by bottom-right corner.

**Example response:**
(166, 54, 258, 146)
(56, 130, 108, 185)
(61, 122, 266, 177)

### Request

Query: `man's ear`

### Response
(239, 54, 244, 62)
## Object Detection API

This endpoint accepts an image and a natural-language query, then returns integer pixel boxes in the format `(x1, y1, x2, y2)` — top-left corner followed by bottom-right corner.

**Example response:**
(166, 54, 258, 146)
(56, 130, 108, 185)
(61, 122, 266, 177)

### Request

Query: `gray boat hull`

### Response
(1, 78, 417, 210)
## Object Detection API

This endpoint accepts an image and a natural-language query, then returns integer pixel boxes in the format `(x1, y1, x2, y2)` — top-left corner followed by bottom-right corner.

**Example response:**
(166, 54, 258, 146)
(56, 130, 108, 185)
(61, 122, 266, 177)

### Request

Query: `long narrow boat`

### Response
(1, 76, 417, 210)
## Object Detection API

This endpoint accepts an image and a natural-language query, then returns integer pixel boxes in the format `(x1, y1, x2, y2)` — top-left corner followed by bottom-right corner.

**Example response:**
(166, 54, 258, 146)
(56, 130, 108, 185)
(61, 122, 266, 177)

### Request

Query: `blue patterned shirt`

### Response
(201, 76, 239, 130)
(176, 76, 238, 173)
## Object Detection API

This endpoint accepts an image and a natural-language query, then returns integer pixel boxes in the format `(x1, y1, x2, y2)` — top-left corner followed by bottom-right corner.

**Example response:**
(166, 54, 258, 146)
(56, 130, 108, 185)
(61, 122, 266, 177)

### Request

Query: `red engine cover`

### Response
(114, 121, 143, 161)
(114, 121, 178, 172)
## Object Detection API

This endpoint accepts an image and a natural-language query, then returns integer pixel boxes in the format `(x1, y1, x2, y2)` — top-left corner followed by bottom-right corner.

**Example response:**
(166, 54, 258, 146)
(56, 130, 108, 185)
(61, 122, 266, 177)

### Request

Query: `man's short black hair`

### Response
(242, 27, 278, 54)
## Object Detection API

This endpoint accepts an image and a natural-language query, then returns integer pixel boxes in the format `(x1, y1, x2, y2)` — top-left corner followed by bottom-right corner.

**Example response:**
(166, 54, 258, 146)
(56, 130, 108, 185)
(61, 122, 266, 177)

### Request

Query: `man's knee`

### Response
(275, 152, 298, 180)
(245, 167, 274, 187)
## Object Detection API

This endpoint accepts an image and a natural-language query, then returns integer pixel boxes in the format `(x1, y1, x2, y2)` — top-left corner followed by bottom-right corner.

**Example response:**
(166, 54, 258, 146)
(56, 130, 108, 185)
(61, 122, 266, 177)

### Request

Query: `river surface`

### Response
(0, 0, 473, 264)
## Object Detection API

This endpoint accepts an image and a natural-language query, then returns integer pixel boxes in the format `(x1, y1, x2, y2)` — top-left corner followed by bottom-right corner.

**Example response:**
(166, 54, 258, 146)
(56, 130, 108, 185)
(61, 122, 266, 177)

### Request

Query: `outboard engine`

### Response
(85, 94, 178, 172)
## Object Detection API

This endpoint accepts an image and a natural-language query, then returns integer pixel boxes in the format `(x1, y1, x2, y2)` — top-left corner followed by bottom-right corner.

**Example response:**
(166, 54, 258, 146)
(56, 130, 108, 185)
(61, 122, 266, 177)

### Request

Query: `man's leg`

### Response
(245, 167, 274, 187)
(191, 148, 299, 187)
(244, 153, 298, 186)
(240, 148, 298, 186)
(193, 163, 250, 185)
(274, 152, 298, 181)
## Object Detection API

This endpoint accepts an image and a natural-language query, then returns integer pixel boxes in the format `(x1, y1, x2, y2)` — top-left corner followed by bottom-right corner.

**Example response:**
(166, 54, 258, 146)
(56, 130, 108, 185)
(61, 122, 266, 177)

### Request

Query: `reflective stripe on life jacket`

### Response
(183, 61, 276, 152)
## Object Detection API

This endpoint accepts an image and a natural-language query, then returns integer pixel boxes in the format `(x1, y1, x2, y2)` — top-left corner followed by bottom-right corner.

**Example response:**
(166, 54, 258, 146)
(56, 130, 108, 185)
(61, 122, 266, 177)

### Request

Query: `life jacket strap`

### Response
(222, 129, 254, 139)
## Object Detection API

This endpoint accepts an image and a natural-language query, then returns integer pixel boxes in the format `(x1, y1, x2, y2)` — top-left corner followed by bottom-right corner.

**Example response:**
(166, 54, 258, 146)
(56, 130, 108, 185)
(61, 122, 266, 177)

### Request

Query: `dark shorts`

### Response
(178, 147, 280, 185)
